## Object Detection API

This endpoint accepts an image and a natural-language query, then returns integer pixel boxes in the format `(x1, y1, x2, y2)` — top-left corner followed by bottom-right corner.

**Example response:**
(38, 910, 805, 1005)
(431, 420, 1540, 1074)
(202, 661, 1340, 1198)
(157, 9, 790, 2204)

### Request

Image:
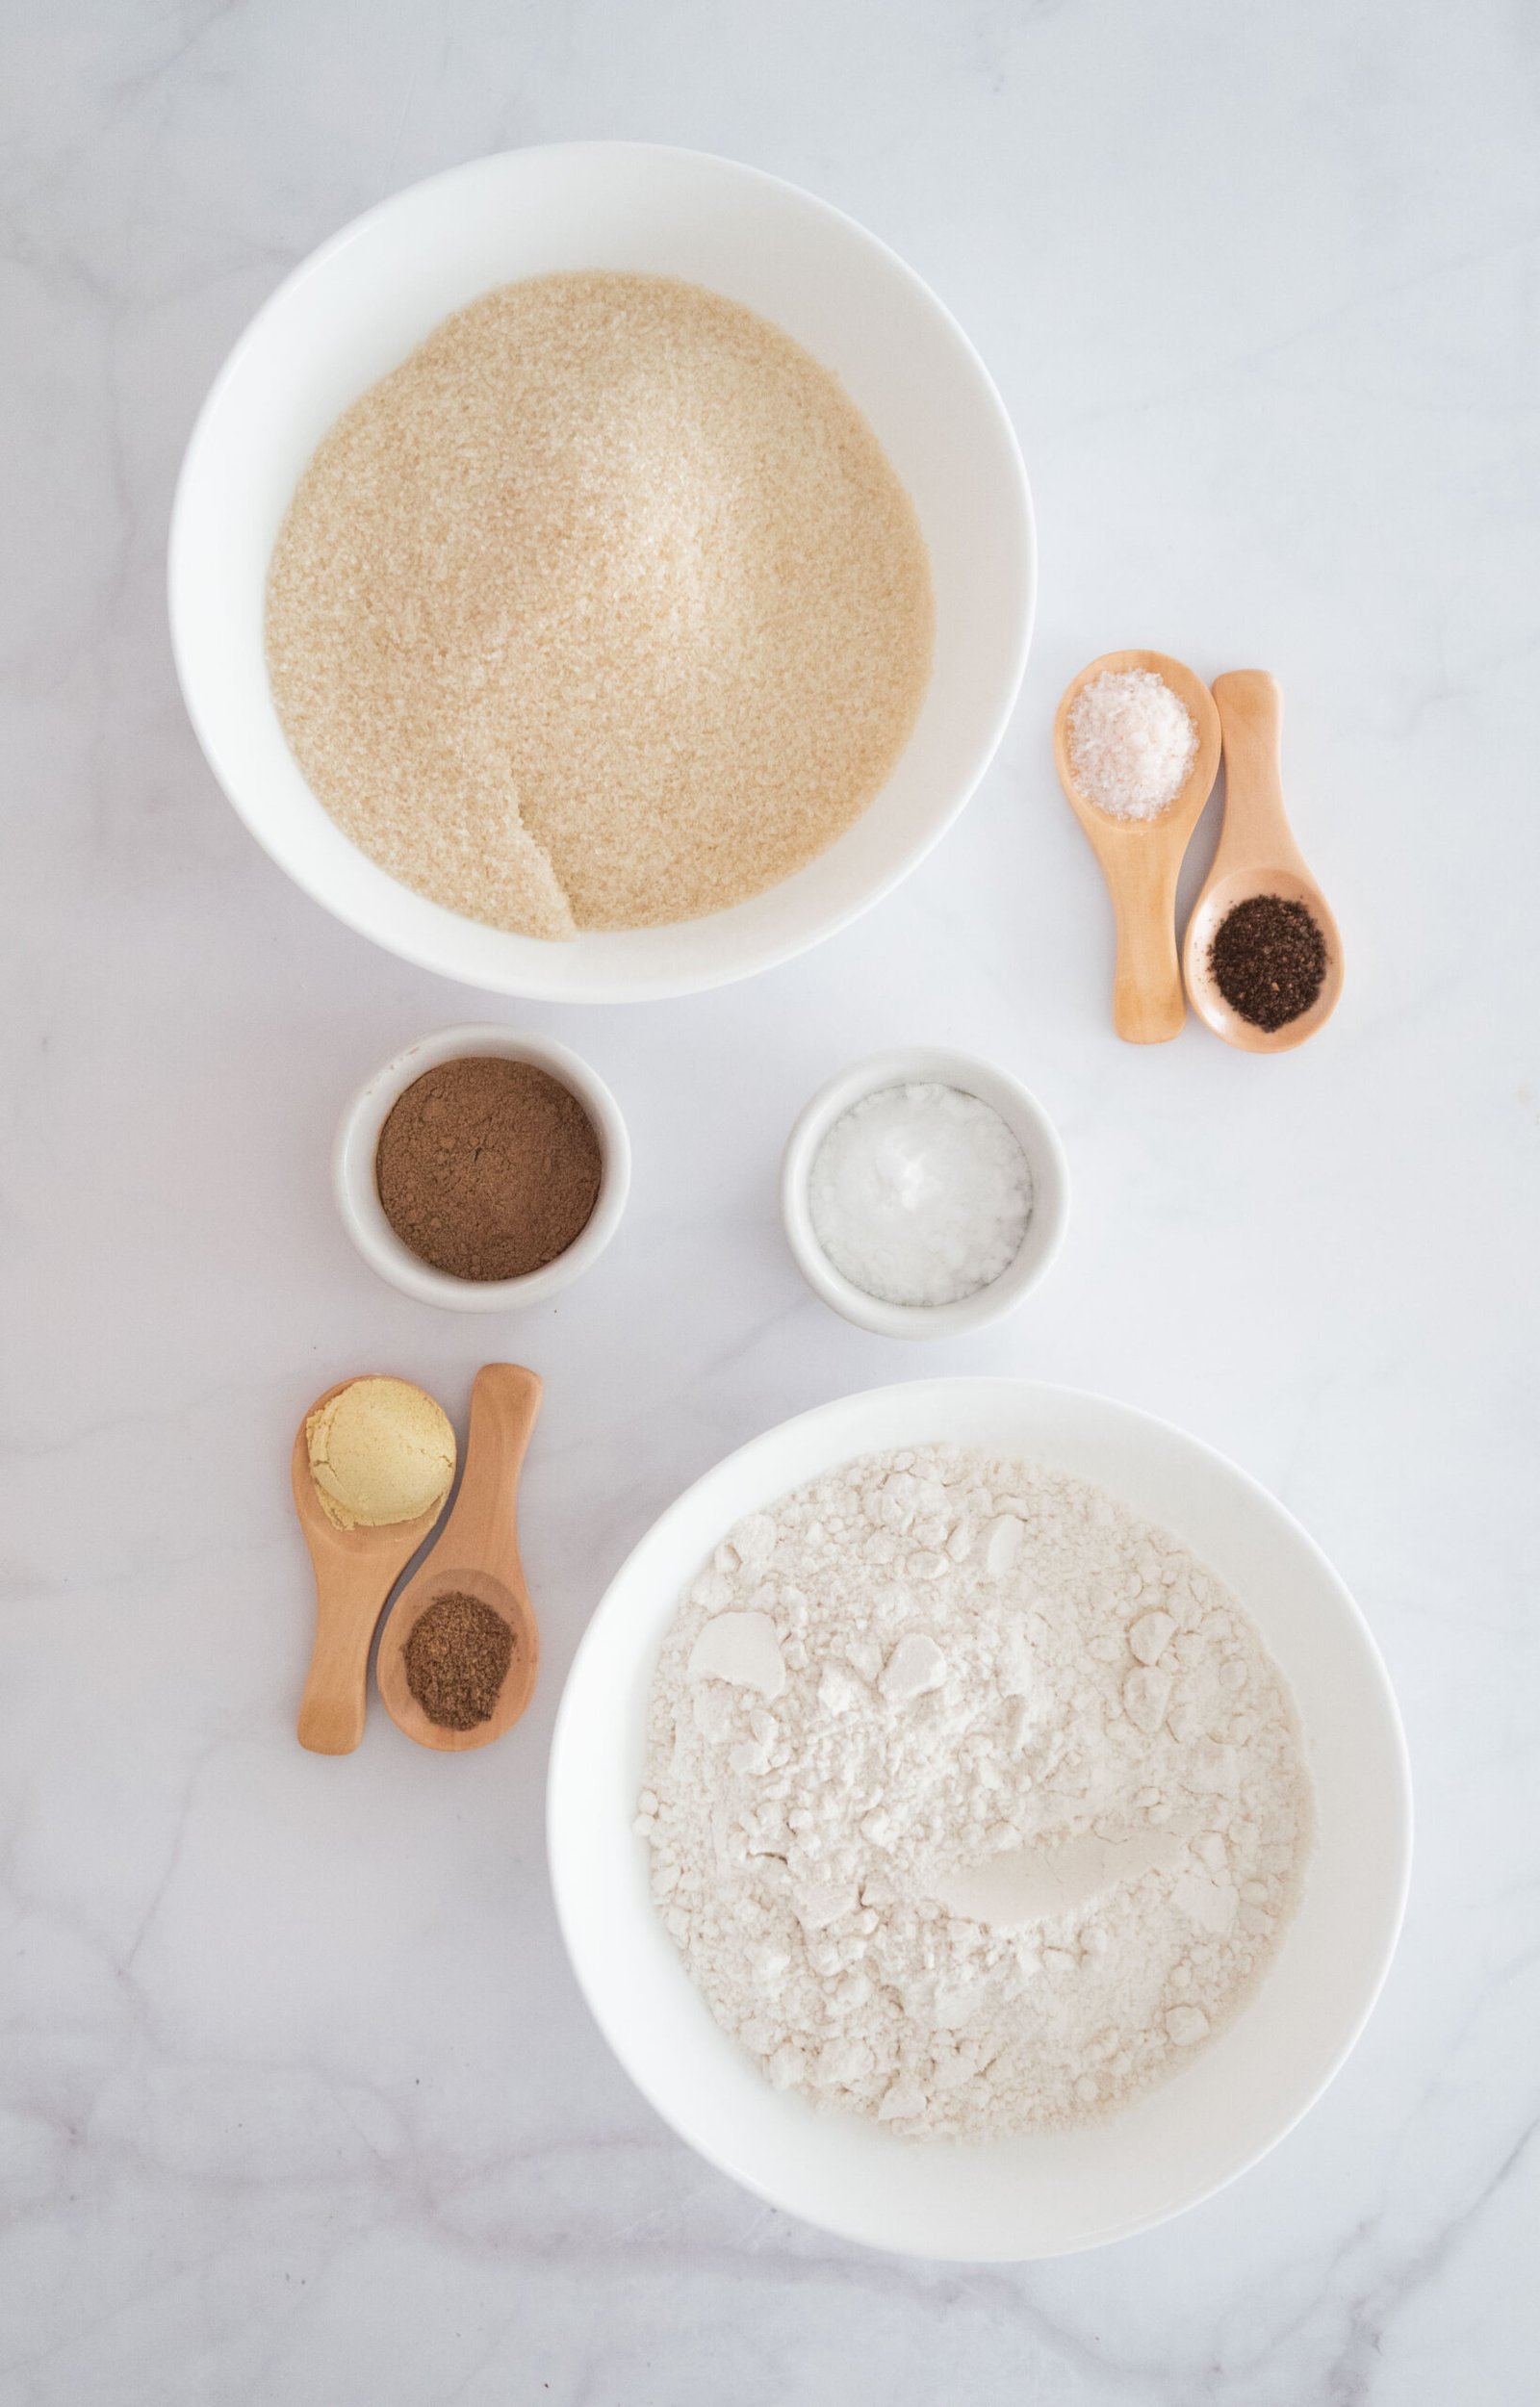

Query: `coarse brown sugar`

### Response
(265, 271, 934, 939)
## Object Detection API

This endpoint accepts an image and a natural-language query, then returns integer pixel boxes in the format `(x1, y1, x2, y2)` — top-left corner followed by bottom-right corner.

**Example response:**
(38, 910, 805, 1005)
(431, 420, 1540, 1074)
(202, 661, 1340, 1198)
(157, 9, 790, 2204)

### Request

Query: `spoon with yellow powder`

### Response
(292, 1374, 456, 1754)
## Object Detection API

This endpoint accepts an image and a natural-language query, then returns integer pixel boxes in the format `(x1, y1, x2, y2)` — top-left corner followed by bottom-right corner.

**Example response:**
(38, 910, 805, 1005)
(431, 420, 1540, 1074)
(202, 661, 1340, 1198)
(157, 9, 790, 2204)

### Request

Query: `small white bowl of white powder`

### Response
(782, 1047, 1069, 1337)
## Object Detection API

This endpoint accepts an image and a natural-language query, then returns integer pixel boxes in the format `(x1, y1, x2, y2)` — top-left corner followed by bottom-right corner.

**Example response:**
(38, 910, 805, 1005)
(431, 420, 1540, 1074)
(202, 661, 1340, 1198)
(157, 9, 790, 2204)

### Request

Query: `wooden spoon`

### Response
(376, 1363, 542, 1754)
(1182, 671, 1344, 1054)
(1053, 650, 1222, 1043)
(292, 1377, 454, 1755)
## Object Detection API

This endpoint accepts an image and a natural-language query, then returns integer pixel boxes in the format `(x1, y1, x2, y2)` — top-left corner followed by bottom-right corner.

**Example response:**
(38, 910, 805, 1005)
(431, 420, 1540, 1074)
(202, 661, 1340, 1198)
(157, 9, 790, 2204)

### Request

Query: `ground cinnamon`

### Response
(403, 1591, 514, 1729)
(375, 1056, 602, 1281)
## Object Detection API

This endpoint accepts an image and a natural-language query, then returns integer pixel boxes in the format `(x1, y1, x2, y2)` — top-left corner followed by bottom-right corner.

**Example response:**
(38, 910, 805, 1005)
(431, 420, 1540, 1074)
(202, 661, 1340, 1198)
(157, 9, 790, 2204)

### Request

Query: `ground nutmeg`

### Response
(1208, 893, 1327, 1032)
(376, 1055, 603, 1281)
(403, 1591, 514, 1729)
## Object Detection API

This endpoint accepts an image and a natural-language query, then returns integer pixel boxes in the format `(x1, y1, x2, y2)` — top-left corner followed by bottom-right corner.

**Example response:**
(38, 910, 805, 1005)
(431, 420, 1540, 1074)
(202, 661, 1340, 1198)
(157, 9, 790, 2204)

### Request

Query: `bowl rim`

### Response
(547, 1376, 1414, 2259)
(332, 1023, 630, 1311)
(167, 141, 1037, 1004)
(780, 1046, 1070, 1337)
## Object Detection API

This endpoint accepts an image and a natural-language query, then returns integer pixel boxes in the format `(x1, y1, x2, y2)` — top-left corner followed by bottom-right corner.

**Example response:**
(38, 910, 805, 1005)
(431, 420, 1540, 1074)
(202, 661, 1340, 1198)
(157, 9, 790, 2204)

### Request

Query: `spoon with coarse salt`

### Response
(1182, 670, 1344, 1054)
(1053, 650, 1222, 1043)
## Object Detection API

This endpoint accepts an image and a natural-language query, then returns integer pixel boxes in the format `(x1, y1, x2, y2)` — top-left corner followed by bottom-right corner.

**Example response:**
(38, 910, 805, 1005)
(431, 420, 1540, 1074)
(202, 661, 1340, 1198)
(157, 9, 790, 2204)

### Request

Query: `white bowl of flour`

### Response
(169, 144, 1034, 1001)
(549, 1380, 1410, 2260)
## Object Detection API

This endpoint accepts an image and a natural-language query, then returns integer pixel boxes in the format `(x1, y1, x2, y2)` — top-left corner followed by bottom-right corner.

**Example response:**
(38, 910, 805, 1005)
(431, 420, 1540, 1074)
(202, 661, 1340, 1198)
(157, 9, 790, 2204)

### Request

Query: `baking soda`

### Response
(808, 1084, 1032, 1307)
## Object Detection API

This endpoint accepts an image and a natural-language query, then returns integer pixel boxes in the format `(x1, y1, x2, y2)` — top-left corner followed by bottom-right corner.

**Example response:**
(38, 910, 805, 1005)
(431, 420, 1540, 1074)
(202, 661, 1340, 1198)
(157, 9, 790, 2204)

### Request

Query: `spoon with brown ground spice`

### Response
(375, 1363, 542, 1753)
(1182, 672, 1344, 1054)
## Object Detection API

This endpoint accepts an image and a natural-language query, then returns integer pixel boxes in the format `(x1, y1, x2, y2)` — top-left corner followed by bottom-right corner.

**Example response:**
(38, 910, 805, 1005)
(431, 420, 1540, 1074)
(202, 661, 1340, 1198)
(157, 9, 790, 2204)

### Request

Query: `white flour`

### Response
(638, 1445, 1311, 2137)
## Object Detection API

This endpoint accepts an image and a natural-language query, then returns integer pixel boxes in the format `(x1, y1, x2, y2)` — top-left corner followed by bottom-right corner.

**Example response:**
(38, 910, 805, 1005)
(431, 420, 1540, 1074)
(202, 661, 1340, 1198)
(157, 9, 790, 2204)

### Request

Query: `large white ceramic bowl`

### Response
(548, 1379, 1411, 2261)
(169, 144, 1035, 1003)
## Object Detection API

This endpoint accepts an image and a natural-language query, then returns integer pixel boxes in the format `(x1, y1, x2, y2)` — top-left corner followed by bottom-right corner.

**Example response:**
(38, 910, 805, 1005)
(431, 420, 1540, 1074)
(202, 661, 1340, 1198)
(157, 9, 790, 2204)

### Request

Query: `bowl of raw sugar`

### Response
(169, 143, 1035, 1003)
(781, 1048, 1070, 1337)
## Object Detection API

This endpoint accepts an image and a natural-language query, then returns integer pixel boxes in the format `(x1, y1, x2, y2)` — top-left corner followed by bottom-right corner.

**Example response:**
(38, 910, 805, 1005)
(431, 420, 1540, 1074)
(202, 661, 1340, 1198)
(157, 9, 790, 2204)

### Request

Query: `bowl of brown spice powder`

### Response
(334, 1026, 629, 1310)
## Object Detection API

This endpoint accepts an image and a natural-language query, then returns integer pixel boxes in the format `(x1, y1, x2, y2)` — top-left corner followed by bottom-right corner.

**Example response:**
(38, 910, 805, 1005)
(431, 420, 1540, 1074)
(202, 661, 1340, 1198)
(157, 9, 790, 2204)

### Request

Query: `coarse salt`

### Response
(1068, 667, 1198, 820)
(808, 1083, 1033, 1308)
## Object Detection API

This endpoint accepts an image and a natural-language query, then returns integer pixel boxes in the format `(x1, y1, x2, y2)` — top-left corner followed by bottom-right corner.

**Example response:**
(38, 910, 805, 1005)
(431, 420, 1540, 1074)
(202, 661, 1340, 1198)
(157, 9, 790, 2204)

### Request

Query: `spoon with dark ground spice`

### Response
(375, 1364, 542, 1753)
(1183, 671, 1344, 1054)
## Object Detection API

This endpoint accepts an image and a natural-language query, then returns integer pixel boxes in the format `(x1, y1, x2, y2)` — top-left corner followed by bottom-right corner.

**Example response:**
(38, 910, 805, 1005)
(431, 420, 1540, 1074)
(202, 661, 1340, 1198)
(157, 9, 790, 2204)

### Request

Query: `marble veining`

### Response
(2, 1, 1536, 2399)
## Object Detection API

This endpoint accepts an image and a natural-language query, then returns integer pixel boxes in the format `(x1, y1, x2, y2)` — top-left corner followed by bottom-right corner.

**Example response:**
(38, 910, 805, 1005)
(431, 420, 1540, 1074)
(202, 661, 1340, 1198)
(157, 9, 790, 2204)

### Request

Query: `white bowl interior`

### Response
(169, 144, 1034, 1001)
(548, 1379, 1410, 2261)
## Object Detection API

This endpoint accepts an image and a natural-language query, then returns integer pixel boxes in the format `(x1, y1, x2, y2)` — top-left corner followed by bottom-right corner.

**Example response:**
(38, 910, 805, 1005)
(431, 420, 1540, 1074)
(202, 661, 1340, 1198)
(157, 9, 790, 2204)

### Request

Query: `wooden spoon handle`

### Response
(1210, 672, 1309, 879)
(433, 1364, 542, 1574)
(1108, 843, 1186, 1044)
(297, 1559, 394, 1754)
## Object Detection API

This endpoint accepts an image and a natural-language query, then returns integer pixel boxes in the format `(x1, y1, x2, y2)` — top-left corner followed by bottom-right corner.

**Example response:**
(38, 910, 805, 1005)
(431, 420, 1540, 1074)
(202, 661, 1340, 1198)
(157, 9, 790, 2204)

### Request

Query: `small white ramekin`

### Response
(781, 1047, 1069, 1339)
(334, 1025, 630, 1311)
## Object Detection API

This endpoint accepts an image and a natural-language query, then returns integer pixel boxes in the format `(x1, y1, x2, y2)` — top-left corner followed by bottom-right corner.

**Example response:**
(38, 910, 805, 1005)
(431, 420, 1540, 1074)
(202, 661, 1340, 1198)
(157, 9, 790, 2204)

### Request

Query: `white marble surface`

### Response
(3, 2, 1536, 2397)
